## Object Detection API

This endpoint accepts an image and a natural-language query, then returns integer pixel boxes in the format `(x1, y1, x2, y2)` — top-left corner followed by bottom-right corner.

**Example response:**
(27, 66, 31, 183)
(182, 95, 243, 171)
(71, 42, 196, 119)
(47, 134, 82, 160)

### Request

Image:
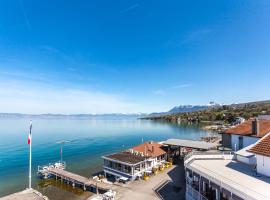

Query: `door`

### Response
(239, 136, 243, 150)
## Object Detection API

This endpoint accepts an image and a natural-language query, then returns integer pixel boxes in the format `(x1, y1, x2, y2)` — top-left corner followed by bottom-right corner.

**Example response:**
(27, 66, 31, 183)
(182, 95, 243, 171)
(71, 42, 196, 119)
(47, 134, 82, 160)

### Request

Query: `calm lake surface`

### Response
(0, 118, 214, 199)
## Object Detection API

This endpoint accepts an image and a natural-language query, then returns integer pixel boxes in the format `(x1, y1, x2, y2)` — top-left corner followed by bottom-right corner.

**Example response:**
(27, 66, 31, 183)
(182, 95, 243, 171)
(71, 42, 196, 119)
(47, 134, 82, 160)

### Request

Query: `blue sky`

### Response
(0, 0, 270, 114)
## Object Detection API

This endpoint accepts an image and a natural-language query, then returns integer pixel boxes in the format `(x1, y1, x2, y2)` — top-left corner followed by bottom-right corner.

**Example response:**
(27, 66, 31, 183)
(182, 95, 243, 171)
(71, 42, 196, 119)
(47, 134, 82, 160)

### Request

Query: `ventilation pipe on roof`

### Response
(252, 118, 260, 136)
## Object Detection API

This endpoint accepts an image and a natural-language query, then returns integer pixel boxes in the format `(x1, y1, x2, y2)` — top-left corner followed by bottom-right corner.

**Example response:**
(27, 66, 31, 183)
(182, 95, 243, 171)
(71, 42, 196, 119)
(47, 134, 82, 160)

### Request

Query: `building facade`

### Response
(102, 141, 167, 181)
(185, 133, 270, 200)
(249, 132, 270, 177)
(102, 151, 150, 181)
(222, 119, 270, 151)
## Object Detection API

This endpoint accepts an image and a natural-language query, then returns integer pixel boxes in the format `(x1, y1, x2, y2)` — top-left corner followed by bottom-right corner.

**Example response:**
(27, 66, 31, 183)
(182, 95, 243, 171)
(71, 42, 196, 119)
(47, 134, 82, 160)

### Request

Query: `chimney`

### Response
(152, 146, 155, 153)
(252, 118, 260, 136)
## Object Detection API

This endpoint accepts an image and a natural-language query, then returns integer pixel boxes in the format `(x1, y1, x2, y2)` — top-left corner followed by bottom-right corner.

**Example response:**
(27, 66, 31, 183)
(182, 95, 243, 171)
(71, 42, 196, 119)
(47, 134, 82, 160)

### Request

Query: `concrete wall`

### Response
(231, 135, 258, 151)
(257, 154, 270, 177)
(236, 155, 256, 165)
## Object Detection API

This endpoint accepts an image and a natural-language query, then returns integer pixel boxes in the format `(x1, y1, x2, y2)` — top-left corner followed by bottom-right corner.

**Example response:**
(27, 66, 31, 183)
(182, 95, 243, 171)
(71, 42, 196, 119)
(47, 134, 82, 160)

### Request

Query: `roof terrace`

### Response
(185, 152, 270, 200)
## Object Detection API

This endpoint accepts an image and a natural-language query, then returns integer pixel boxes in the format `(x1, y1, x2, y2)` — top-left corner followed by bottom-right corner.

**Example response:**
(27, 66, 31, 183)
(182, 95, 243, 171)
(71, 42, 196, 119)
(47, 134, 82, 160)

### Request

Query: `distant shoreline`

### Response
(0, 113, 147, 120)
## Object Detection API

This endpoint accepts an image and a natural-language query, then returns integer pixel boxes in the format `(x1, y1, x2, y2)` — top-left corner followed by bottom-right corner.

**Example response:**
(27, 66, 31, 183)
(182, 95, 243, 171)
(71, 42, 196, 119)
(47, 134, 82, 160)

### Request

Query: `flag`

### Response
(28, 121, 32, 145)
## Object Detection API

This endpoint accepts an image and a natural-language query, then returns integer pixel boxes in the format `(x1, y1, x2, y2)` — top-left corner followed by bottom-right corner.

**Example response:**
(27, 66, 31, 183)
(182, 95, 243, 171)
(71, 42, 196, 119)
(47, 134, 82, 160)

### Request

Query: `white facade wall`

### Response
(243, 137, 258, 147)
(257, 154, 270, 177)
(236, 155, 256, 165)
(231, 135, 258, 151)
(258, 115, 270, 120)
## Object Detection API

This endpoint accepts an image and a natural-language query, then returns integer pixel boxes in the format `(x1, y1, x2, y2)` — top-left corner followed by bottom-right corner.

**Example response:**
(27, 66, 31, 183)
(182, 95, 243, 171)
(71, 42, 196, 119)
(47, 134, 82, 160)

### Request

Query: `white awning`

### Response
(163, 138, 218, 150)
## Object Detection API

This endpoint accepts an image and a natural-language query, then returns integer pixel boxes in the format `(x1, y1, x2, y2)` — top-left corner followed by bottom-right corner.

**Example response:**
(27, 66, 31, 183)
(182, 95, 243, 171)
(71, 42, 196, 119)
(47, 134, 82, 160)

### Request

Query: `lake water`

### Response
(0, 119, 214, 199)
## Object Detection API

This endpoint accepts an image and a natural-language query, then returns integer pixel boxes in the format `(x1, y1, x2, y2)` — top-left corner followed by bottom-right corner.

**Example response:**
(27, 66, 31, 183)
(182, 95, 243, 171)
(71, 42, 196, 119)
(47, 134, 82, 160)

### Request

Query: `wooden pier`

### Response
(48, 168, 113, 192)
(38, 163, 116, 194)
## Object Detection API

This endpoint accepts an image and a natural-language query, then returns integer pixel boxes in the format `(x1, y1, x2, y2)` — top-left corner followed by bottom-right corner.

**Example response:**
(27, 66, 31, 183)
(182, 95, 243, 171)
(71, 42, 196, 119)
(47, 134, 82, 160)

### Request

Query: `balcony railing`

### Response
(186, 184, 208, 200)
(184, 151, 234, 165)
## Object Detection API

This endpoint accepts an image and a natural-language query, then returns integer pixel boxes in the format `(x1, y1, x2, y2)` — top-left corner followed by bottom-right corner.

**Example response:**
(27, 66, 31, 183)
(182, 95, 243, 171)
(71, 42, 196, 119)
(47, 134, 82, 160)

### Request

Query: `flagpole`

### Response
(29, 121, 32, 189)
(61, 146, 62, 163)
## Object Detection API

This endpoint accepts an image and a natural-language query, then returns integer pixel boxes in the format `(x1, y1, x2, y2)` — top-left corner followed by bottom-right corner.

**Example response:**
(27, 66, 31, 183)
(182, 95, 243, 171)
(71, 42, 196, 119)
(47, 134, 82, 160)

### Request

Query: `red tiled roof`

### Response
(249, 134, 270, 157)
(131, 141, 166, 158)
(224, 120, 270, 138)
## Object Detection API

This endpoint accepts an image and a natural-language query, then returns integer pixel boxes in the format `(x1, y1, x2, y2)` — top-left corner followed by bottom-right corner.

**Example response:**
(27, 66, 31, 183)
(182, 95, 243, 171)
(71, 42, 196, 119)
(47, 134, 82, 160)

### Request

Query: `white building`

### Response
(222, 118, 270, 151)
(185, 133, 270, 200)
(185, 153, 270, 200)
(248, 133, 270, 177)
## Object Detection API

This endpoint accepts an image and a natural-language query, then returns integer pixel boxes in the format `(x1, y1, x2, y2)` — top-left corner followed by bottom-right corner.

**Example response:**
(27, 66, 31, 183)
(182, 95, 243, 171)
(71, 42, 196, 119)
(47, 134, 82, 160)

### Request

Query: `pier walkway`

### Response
(0, 188, 48, 200)
(50, 168, 114, 191)
(39, 167, 118, 193)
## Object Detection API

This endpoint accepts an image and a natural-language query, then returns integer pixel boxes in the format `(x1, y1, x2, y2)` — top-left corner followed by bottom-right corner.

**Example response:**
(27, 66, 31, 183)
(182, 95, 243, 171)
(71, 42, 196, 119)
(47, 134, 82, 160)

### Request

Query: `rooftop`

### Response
(103, 151, 149, 165)
(131, 141, 166, 157)
(187, 156, 270, 200)
(225, 119, 270, 138)
(163, 138, 218, 150)
(249, 133, 270, 157)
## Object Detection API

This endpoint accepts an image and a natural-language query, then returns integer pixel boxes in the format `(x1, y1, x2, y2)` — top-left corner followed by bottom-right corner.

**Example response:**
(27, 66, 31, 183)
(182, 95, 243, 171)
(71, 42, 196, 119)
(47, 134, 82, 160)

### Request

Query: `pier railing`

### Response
(184, 151, 234, 165)
(38, 161, 66, 173)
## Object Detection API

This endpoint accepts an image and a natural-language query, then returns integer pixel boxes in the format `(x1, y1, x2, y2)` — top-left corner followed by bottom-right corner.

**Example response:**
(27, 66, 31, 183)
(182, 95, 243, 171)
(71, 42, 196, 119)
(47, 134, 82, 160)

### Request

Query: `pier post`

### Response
(83, 185, 86, 191)
(72, 182, 75, 188)
(96, 183, 99, 195)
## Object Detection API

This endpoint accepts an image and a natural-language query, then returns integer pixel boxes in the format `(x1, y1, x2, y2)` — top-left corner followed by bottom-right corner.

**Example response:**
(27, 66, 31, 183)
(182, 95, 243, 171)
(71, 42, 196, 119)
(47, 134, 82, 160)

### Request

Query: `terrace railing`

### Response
(186, 184, 208, 200)
(184, 151, 234, 165)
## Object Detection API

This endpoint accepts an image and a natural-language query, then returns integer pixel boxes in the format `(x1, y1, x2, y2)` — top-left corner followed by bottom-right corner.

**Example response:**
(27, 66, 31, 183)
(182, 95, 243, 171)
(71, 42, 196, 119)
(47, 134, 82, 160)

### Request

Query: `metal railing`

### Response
(38, 161, 66, 172)
(184, 151, 234, 165)
(186, 184, 208, 200)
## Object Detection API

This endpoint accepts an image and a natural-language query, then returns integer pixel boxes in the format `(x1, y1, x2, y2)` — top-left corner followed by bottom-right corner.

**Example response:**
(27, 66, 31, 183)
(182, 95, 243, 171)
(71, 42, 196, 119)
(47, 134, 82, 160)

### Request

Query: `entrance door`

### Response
(239, 136, 243, 150)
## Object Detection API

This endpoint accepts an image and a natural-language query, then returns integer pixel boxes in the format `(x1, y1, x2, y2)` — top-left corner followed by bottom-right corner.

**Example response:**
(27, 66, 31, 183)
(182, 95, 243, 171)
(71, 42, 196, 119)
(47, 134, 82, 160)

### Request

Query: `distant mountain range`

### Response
(144, 100, 270, 122)
(147, 102, 221, 117)
(0, 102, 222, 119)
(0, 113, 147, 120)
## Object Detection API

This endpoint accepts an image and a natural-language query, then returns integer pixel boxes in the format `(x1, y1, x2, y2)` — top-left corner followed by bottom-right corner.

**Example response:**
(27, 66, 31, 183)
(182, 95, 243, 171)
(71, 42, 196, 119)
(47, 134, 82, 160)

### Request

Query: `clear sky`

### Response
(0, 0, 270, 114)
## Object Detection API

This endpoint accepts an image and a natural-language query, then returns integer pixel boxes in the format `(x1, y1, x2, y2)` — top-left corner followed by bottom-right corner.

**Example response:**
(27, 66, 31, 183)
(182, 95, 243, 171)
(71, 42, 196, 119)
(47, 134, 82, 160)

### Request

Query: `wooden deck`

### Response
(0, 189, 48, 200)
(45, 168, 116, 192)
